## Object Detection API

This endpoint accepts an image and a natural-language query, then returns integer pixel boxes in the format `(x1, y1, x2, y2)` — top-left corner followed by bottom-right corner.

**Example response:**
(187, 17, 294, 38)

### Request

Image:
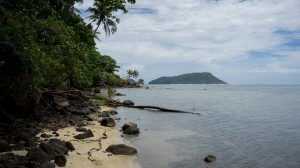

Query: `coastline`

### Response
(41, 106, 141, 168)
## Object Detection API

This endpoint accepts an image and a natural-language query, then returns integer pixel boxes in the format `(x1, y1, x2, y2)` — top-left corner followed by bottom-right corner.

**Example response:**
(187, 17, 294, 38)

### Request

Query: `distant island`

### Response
(149, 72, 227, 84)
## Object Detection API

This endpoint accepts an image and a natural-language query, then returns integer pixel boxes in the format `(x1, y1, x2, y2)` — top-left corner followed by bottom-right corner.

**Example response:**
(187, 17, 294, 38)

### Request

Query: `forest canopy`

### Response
(0, 0, 136, 113)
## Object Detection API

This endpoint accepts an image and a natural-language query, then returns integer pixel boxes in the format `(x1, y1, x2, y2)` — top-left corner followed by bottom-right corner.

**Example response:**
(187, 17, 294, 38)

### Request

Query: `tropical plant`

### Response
(86, 0, 136, 36)
(137, 79, 144, 86)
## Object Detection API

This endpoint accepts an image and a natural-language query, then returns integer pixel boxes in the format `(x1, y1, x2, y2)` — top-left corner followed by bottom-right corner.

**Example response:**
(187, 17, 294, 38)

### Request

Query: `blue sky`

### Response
(75, 0, 300, 84)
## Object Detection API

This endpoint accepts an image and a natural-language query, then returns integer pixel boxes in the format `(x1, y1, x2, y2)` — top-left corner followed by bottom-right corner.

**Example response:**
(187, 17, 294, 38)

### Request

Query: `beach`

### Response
(39, 106, 141, 168)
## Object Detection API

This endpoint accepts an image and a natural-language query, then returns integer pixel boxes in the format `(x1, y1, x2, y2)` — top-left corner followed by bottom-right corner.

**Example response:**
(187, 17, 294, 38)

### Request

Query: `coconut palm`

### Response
(86, 0, 126, 37)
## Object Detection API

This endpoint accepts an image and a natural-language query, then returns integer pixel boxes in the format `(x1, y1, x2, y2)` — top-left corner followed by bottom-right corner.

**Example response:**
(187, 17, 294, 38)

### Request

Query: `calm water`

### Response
(114, 85, 300, 168)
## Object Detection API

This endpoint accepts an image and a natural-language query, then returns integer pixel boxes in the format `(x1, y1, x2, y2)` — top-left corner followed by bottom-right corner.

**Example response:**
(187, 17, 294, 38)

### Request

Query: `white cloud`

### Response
(77, 0, 300, 83)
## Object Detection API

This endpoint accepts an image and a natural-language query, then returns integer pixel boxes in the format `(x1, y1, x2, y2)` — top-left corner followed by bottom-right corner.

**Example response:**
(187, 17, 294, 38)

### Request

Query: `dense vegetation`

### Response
(149, 72, 227, 84)
(0, 0, 136, 116)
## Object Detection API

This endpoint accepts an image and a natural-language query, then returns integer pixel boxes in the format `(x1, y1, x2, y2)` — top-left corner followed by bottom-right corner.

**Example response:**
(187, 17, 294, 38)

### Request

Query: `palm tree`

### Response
(86, 0, 125, 37)
(126, 69, 133, 79)
(132, 70, 139, 79)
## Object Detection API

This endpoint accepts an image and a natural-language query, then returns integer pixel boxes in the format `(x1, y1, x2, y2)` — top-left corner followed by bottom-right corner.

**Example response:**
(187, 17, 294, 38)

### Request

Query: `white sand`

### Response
(40, 106, 141, 168)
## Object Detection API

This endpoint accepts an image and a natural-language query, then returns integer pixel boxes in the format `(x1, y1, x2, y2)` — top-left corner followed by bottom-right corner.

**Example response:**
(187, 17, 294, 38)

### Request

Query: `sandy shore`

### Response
(40, 106, 141, 168)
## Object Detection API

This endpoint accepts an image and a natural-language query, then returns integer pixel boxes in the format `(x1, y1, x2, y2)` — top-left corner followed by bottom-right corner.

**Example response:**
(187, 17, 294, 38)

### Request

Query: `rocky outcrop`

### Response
(106, 144, 137, 155)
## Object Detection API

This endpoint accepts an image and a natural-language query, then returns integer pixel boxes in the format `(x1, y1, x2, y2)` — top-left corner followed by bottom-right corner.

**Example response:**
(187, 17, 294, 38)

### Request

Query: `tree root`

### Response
(120, 105, 201, 115)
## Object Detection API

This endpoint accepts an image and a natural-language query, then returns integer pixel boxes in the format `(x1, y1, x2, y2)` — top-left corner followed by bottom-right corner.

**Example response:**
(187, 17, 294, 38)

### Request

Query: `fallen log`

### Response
(120, 105, 201, 115)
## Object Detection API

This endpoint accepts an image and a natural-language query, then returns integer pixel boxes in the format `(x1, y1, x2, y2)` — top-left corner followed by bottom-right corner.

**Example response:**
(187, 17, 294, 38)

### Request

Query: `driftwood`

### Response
(120, 105, 201, 115)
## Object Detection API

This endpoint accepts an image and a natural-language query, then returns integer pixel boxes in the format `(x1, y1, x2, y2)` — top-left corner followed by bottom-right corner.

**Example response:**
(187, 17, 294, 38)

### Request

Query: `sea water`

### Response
(114, 85, 300, 168)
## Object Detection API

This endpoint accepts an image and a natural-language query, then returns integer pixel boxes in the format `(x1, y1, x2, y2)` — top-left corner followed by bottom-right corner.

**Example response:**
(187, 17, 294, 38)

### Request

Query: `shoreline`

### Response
(41, 106, 141, 168)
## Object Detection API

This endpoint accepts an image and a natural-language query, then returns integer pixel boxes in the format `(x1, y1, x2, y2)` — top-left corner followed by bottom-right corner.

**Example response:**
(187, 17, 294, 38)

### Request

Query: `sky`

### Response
(75, 0, 300, 84)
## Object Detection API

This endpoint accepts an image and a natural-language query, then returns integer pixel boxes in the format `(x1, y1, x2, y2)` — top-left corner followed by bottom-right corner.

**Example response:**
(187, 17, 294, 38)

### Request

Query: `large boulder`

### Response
(122, 122, 140, 135)
(100, 117, 116, 127)
(122, 100, 134, 106)
(123, 126, 140, 135)
(106, 144, 137, 155)
(27, 148, 52, 163)
(122, 122, 137, 131)
(54, 154, 67, 167)
(73, 129, 94, 140)
(39, 143, 55, 159)
(48, 139, 69, 156)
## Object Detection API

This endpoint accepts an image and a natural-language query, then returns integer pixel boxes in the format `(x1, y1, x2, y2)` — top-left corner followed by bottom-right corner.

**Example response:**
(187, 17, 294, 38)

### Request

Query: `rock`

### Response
(115, 93, 126, 96)
(109, 110, 118, 115)
(106, 144, 137, 155)
(48, 139, 69, 156)
(122, 122, 137, 131)
(204, 155, 216, 162)
(122, 100, 134, 106)
(145, 86, 150, 89)
(54, 154, 67, 167)
(0, 139, 11, 152)
(123, 126, 140, 135)
(73, 129, 94, 139)
(65, 141, 75, 151)
(76, 127, 88, 132)
(27, 148, 52, 163)
(39, 143, 55, 159)
(100, 117, 116, 127)
(99, 111, 110, 118)
(99, 110, 118, 118)
(68, 108, 87, 116)
(77, 122, 87, 127)
(41, 133, 50, 138)
(53, 96, 70, 107)
(41, 161, 55, 168)
(81, 107, 91, 114)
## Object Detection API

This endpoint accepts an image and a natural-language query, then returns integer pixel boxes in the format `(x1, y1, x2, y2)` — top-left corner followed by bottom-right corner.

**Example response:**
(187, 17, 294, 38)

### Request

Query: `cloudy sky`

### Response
(76, 0, 300, 84)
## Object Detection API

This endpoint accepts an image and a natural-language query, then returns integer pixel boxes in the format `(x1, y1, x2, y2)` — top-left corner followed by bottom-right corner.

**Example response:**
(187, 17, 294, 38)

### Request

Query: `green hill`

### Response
(149, 72, 227, 84)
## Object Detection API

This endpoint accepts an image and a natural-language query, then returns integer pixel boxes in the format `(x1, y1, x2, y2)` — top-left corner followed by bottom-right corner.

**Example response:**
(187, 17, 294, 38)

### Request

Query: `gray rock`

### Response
(48, 139, 69, 156)
(106, 144, 137, 155)
(53, 96, 70, 107)
(41, 161, 55, 168)
(100, 117, 116, 127)
(122, 122, 137, 131)
(54, 154, 67, 167)
(122, 100, 134, 106)
(76, 127, 88, 132)
(39, 143, 55, 159)
(115, 93, 126, 96)
(27, 148, 52, 163)
(204, 155, 216, 162)
(98, 111, 110, 118)
(73, 129, 94, 139)
(123, 126, 140, 135)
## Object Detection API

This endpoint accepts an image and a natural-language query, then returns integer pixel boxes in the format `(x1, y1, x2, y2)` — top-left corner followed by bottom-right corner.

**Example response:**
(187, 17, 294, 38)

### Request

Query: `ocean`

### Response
(114, 85, 300, 168)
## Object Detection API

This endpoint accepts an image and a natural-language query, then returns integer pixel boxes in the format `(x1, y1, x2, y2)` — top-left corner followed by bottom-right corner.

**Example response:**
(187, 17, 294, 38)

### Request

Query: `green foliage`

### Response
(92, 94, 108, 101)
(126, 69, 139, 79)
(137, 78, 144, 86)
(0, 0, 134, 105)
